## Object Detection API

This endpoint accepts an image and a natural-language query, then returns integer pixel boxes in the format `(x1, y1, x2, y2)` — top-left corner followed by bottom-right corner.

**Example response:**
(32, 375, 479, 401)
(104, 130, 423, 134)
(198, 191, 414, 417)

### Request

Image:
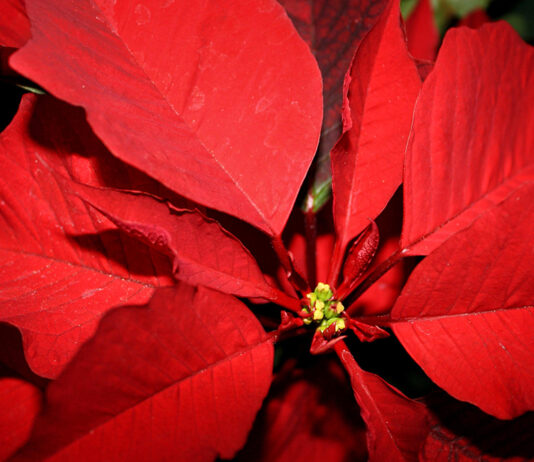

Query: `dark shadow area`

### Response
(425, 391, 534, 459)
(488, 0, 525, 16)
(26, 95, 194, 209)
(67, 229, 173, 281)
(345, 331, 436, 399)
(490, 0, 534, 44)
(0, 79, 24, 133)
(230, 345, 368, 462)
(0, 323, 49, 389)
(242, 301, 286, 334)
(210, 209, 285, 288)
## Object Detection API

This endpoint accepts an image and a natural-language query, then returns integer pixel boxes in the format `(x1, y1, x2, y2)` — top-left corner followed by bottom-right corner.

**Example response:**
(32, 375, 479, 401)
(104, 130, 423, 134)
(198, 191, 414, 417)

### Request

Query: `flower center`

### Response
(301, 283, 346, 333)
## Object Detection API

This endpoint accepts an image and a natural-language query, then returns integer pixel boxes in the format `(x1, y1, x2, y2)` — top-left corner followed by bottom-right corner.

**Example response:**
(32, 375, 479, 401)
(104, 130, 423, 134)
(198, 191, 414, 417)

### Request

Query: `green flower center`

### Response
(302, 283, 346, 333)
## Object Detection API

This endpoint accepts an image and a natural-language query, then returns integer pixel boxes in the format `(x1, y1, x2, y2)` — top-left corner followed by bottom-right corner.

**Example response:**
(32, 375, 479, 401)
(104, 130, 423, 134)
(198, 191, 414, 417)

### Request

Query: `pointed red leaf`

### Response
(335, 341, 430, 461)
(405, 0, 439, 62)
(66, 180, 293, 304)
(330, 0, 421, 281)
(0, 378, 41, 460)
(236, 357, 368, 462)
(0, 95, 172, 378)
(402, 22, 534, 255)
(11, 0, 322, 236)
(392, 183, 534, 419)
(0, 0, 30, 48)
(279, 0, 389, 183)
(14, 284, 274, 461)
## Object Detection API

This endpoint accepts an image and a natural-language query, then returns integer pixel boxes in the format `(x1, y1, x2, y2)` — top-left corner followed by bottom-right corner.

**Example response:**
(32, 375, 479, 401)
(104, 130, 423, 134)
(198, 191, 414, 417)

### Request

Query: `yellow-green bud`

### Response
(303, 282, 346, 337)
(313, 309, 324, 321)
(335, 318, 346, 331)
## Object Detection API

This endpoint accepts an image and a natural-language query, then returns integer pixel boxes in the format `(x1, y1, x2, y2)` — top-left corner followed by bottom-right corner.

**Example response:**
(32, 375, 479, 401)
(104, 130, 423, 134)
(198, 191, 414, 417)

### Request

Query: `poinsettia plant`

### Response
(1, 0, 533, 460)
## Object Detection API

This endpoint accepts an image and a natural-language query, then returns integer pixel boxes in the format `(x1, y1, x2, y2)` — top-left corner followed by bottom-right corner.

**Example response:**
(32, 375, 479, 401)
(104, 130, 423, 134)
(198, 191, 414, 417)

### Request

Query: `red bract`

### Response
(0, 96, 174, 379)
(0, 0, 533, 460)
(12, 285, 274, 461)
(10, 0, 323, 236)
(0, 0, 29, 48)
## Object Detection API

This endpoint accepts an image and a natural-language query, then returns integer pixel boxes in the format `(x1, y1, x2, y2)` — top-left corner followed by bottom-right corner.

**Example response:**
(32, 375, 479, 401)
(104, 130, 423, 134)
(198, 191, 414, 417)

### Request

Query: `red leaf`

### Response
(14, 284, 274, 461)
(0, 378, 41, 460)
(0, 0, 30, 48)
(236, 357, 368, 462)
(11, 0, 323, 236)
(405, 0, 439, 62)
(0, 95, 172, 378)
(330, 0, 421, 281)
(66, 180, 293, 304)
(279, 0, 389, 182)
(335, 341, 430, 462)
(402, 22, 534, 255)
(392, 183, 534, 419)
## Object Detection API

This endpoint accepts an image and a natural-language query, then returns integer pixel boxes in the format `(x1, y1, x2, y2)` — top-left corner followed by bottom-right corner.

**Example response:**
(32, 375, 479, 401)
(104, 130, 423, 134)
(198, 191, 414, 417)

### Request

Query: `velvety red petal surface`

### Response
(392, 183, 534, 419)
(0, 0, 30, 48)
(402, 22, 534, 255)
(335, 341, 430, 462)
(330, 0, 420, 282)
(0, 378, 41, 460)
(11, 0, 322, 236)
(13, 284, 274, 461)
(0, 95, 172, 378)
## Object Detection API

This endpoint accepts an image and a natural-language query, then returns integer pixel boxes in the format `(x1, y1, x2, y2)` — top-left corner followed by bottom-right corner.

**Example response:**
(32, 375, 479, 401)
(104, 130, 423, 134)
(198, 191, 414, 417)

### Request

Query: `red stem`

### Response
(336, 273, 362, 301)
(269, 287, 302, 313)
(267, 323, 308, 344)
(333, 339, 355, 368)
(304, 210, 317, 287)
(327, 239, 345, 288)
(271, 234, 309, 294)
